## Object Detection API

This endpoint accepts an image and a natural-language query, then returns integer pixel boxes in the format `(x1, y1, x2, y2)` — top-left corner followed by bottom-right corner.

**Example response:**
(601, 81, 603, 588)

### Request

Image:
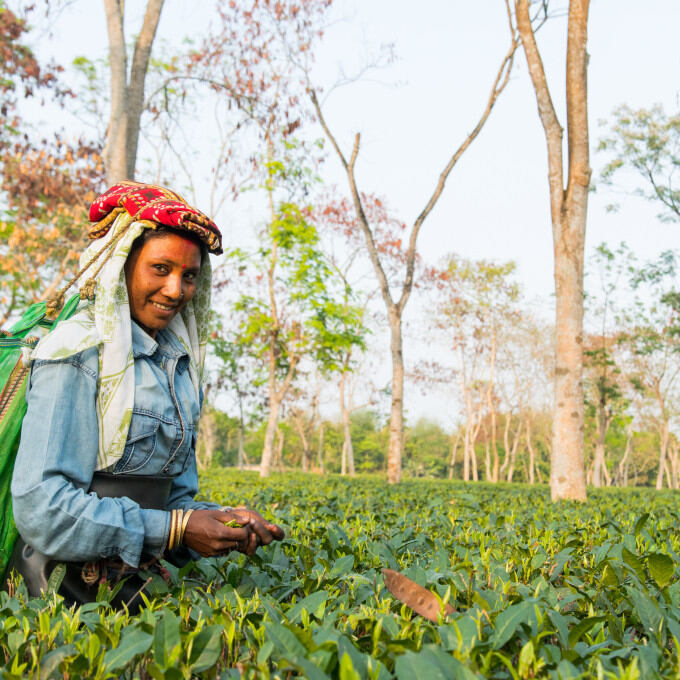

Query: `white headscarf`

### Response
(31, 212, 212, 470)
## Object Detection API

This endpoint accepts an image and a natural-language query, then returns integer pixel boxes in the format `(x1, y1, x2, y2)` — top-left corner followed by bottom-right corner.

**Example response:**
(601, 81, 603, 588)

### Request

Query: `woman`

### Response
(10, 181, 283, 605)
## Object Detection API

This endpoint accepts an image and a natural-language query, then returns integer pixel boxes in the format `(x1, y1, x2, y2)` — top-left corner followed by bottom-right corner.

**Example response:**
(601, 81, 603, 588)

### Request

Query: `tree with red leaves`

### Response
(0, 3, 62, 141)
(0, 3, 104, 323)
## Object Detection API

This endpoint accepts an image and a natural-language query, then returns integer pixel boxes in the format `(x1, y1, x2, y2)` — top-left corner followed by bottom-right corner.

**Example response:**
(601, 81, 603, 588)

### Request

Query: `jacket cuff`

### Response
(141, 509, 171, 557)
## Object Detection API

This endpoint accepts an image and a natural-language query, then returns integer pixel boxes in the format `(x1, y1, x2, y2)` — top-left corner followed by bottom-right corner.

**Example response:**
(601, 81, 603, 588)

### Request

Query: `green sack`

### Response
(0, 294, 80, 577)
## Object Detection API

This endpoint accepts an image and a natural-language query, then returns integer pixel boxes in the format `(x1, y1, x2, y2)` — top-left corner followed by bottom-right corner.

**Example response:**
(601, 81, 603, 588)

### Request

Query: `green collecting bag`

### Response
(0, 294, 80, 577)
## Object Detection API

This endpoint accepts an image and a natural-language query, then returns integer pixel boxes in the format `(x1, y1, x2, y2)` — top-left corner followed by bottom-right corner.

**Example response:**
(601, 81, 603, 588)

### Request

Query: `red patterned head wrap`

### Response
(89, 181, 223, 255)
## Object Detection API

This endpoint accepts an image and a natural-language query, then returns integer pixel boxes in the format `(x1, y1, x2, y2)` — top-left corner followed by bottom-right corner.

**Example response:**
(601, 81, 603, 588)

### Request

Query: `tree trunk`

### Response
(237, 426, 246, 469)
(339, 370, 356, 477)
(522, 458, 530, 483)
(460, 363, 473, 482)
(550, 164, 589, 501)
(516, 0, 590, 501)
(259, 284, 297, 478)
(592, 406, 607, 487)
(602, 456, 612, 486)
(669, 440, 679, 490)
(103, 0, 127, 184)
(386, 310, 404, 483)
(616, 427, 631, 486)
(483, 426, 492, 482)
(526, 418, 536, 485)
(656, 418, 670, 490)
(317, 421, 325, 474)
(470, 399, 483, 482)
(344, 426, 355, 476)
(274, 426, 285, 473)
(487, 331, 499, 482)
(664, 460, 672, 489)
(103, 0, 164, 184)
(196, 407, 216, 470)
(471, 438, 479, 481)
(260, 391, 283, 477)
(506, 418, 523, 483)
(125, 0, 164, 178)
(448, 431, 461, 479)
(500, 412, 512, 479)
(463, 419, 471, 482)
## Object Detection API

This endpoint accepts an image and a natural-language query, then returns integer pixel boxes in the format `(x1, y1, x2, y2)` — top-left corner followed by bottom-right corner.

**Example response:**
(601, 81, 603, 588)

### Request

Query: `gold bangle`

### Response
(173, 509, 183, 550)
(179, 508, 194, 545)
(168, 509, 183, 551)
(167, 510, 177, 551)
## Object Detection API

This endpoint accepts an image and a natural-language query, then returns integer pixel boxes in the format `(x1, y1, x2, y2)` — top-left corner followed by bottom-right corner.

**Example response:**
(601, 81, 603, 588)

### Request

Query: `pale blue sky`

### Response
(22, 1, 680, 424)
(29, 1, 680, 303)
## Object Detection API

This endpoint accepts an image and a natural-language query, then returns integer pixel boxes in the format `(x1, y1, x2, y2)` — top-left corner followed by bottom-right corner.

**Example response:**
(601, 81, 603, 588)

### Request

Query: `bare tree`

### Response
(309, 7, 520, 482)
(103, 0, 164, 183)
(516, 0, 591, 500)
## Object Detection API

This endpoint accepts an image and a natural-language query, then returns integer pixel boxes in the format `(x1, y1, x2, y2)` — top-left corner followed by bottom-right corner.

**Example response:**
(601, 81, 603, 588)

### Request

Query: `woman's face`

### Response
(124, 232, 202, 338)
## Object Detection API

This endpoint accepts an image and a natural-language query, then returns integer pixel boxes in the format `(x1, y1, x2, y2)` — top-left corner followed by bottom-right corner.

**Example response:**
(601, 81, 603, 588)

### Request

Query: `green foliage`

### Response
(404, 419, 451, 478)
(7, 472, 680, 677)
(599, 105, 680, 222)
(221, 200, 365, 387)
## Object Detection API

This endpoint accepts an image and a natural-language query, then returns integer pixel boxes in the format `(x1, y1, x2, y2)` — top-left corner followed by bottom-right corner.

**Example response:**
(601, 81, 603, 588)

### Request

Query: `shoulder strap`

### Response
(7, 293, 81, 339)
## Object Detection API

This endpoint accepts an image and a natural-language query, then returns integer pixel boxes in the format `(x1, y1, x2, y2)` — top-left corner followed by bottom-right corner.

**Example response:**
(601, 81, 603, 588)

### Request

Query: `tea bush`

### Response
(3, 471, 680, 678)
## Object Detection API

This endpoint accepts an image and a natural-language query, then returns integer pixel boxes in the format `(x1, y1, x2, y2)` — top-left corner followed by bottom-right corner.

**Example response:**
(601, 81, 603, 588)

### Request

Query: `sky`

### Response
(20, 0, 680, 426)
(310, 1, 680, 307)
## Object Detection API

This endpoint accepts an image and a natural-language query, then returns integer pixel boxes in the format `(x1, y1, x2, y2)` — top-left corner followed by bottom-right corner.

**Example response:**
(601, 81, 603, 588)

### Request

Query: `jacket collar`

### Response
(131, 321, 187, 362)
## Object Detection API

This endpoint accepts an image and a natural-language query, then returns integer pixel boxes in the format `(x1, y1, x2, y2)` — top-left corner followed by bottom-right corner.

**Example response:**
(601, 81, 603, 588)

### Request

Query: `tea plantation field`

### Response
(3, 471, 680, 679)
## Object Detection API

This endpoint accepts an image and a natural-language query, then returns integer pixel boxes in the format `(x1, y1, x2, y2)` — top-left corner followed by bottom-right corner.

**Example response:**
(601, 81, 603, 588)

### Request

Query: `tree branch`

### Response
(126, 0, 165, 179)
(516, 0, 565, 233)
(310, 89, 396, 312)
(103, 0, 128, 183)
(400, 13, 519, 313)
(564, 0, 591, 208)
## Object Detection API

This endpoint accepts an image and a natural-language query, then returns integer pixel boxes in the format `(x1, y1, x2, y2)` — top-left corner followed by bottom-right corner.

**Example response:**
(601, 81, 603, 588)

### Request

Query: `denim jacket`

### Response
(11, 321, 220, 567)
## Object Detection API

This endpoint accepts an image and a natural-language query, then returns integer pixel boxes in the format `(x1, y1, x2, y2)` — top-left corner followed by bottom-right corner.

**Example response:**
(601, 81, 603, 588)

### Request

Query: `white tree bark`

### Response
(339, 370, 356, 477)
(448, 431, 461, 479)
(516, 0, 590, 501)
(526, 418, 536, 484)
(592, 405, 609, 487)
(317, 422, 325, 474)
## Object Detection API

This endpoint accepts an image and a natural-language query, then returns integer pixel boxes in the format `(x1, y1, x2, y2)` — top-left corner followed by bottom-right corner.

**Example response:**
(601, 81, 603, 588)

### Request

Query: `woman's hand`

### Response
(181, 509, 252, 557)
(180, 508, 285, 557)
(231, 507, 285, 554)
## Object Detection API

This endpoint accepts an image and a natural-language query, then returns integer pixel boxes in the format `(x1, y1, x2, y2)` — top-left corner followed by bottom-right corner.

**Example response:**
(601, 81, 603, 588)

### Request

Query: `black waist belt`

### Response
(89, 472, 173, 509)
(9, 473, 173, 601)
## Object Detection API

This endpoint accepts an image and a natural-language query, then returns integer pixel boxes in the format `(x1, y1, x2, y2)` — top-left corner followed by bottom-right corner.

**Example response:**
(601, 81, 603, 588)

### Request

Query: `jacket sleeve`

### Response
(11, 351, 170, 567)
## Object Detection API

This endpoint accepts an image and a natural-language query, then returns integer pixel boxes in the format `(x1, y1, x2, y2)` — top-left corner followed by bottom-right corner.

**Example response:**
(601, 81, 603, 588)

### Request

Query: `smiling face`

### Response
(124, 231, 202, 338)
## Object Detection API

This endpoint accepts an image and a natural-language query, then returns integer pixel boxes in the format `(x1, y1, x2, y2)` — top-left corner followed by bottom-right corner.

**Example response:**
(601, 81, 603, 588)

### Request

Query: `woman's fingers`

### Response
(230, 509, 273, 546)
(266, 522, 285, 540)
(183, 510, 250, 556)
(243, 531, 259, 555)
(233, 508, 286, 542)
(248, 519, 274, 545)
